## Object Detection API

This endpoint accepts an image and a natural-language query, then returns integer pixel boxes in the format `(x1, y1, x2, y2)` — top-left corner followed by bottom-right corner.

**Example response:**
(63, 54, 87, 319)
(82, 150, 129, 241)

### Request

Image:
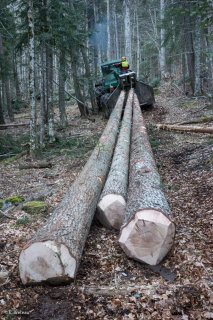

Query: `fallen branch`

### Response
(19, 161, 52, 170)
(0, 153, 16, 159)
(175, 116, 213, 126)
(156, 123, 213, 134)
(0, 123, 30, 130)
(79, 283, 206, 297)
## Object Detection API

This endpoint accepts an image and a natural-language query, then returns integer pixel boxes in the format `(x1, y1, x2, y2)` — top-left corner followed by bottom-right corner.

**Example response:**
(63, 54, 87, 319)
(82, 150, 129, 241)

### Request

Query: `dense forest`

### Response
(0, 0, 212, 154)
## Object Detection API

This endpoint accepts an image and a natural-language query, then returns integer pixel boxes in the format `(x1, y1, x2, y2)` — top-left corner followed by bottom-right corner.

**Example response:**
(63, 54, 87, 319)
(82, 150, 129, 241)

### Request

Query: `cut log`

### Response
(156, 123, 213, 134)
(119, 94, 175, 266)
(19, 91, 125, 285)
(96, 89, 133, 229)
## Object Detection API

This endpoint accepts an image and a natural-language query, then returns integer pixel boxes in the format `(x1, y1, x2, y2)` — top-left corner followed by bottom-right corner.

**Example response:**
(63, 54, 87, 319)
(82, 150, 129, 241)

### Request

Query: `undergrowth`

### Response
(0, 133, 100, 161)
(0, 134, 29, 156)
(42, 135, 100, 159)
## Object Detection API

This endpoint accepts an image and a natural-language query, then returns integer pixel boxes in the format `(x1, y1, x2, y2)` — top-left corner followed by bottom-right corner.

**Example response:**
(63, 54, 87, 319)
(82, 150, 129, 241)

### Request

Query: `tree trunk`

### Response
(205, 28, 213, 96)
(4, 79, 14, 122)
(106, 0, 111, 60)
(28, 0, 37, 155)
(47, 46, 55, 143)
(183, 7, 195, 93)
(194, 16, 201, 95)
(40, 42, 46, 147)
(96, 89, 133, 229)
(80, 46, 97, 113)
(156, 123, 213, 134)
(13, 50, 21, 100)
(58, 49, 68, 128)
(114, 9, 119, 58)
(136, 9, 140, 78)
(19, 91, 125, 285)
(124, 0, 132, 65)
(0, 89, 5, 124)
(159, 0, 166, 78)
(119, 94, 175, 266)
(70, 50, 88, 117)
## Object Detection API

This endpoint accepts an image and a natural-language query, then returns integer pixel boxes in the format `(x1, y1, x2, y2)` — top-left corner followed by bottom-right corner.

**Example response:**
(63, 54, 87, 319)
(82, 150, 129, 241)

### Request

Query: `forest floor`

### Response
(0, 83, 213, 320)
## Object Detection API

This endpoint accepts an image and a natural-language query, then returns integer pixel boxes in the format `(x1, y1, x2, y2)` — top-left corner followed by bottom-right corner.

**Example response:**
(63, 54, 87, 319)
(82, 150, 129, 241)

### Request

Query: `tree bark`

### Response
(159, 0, 166, 78)
(4, 79, 14, 122)
(194, 16, 201, 95)
(106, 0, 111, 60)
(119, 94, 175, 266)
(58, 49, 68, 128)
(46, 46, 55, 143)
(40, 42, 46, 147)
(28, 0, 37, 155)
(19, 91, 125, 285)
(156, 123, 213, 134)
(96, 89, 133, 229)
(13, 50, 21, 100)
(183, 5, 195, 93)
(80, 46, 97, 113)
(0, 89, 5, 124)
(124, 0, 132, 65)
(70, 50, 88, 117)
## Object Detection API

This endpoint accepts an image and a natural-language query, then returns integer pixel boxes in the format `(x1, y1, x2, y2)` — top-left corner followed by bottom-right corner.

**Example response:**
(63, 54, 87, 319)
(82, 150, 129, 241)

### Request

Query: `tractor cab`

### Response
(101, 60, 121, 92)
(100, 59, 136, 91)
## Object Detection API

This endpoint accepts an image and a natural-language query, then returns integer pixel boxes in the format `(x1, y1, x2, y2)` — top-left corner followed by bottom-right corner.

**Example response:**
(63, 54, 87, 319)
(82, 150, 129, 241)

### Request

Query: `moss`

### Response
(5, 195, 24, 204)
(0, 199, 4, 209)
(2, 156, 17, 165)
(22, 201, 48, 215)
(179, 100, 198, 109)
(15, 216, 30, 227)
(153, 88, 161, 95)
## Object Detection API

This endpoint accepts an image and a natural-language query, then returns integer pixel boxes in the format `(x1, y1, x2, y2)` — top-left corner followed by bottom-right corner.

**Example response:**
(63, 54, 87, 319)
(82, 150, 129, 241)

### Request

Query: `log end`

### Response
(96, 194, 126, 230)
(119, 209, 175, 265)
(19, 241, 77, 285)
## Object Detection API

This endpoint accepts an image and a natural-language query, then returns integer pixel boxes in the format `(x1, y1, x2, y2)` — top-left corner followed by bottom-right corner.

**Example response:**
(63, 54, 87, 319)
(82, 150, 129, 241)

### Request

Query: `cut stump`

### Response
(19, 91, 125, 285)
(96, 89, 133, 229)
(119, 94, 175, 266)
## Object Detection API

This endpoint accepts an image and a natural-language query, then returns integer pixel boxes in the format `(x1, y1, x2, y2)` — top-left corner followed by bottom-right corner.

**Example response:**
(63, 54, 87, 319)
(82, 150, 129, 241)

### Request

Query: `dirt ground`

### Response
(0, 84, 213, 320)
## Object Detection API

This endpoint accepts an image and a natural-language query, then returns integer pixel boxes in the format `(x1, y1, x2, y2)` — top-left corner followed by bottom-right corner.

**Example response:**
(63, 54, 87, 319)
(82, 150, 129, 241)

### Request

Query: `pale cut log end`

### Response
(19, 241, 77, 285)
(97, 194, 126, 230)
(119, 209, 175, 265)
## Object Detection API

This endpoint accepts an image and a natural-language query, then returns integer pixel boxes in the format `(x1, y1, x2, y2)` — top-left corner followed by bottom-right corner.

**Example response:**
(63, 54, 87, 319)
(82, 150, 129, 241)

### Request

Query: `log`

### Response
(0, 123, 30, 129)
(156, 123, 213, 134)
(96, 89, 133, 229)
(176, 115, 213, 125)
(19, 161, 52, 170)
(19, 91, 126, 285)
(119, 94, 175, 266)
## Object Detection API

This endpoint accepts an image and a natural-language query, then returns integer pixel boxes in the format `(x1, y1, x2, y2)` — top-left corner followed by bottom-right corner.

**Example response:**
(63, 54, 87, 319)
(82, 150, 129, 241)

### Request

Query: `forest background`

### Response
(0, 0, 212, 154)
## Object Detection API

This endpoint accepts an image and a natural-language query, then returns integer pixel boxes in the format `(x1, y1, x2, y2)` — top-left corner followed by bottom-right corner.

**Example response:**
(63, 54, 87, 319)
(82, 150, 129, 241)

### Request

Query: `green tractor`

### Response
(95, 59, 155, 117)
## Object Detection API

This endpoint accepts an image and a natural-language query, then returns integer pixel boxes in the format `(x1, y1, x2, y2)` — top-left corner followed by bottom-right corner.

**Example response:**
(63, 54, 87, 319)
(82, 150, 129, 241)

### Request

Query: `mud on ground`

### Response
(0, 87, 213, 320)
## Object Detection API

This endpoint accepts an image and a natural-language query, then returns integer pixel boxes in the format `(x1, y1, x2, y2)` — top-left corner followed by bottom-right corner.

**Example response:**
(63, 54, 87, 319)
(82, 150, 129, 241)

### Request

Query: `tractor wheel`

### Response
(94, 86, 106, 110)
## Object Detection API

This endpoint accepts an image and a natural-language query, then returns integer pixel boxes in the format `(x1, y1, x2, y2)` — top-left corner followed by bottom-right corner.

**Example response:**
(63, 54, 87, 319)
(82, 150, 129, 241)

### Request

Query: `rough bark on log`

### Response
(119, 94, 175, 266)
(156, 123, 213, 134)
(96, 89, 133, 229)
(19, 91, 125, 285)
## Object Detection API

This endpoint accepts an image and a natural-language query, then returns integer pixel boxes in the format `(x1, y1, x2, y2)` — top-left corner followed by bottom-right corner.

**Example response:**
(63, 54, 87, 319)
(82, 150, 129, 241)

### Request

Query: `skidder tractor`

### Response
(95, 59, 155, 117)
